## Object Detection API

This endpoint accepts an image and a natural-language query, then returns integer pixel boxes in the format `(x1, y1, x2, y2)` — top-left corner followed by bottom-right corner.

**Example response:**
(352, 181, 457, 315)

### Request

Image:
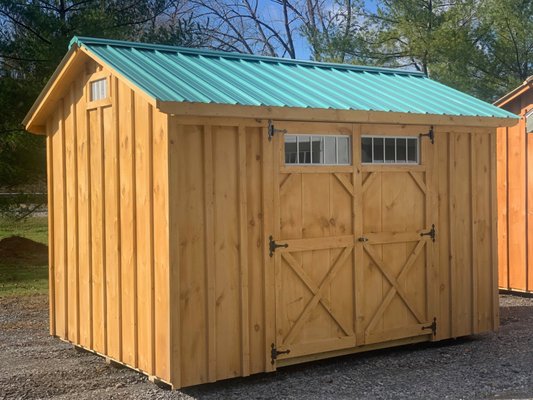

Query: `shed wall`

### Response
(497, 95, 533, 293)
(166, 118, 499, 388)
(46, 65, 172, 381)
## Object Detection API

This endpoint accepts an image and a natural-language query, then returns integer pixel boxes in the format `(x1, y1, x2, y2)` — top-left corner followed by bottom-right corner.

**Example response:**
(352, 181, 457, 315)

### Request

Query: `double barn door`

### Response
(269, 122, 436, 364)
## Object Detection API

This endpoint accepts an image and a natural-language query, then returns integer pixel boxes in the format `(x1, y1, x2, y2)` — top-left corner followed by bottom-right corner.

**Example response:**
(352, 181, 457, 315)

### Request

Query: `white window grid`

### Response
(90, 78, 108, 102)
(284, 134, 352, 166)
(361, 135, 420, 165)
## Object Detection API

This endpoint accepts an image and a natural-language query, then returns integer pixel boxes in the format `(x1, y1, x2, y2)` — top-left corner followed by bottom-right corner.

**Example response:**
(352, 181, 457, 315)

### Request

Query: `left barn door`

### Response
(270, 122, 357, 364)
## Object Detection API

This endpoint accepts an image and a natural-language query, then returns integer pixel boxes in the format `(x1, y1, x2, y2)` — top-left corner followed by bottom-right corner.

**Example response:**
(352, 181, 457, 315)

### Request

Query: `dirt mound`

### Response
(0, 236, 48, 265)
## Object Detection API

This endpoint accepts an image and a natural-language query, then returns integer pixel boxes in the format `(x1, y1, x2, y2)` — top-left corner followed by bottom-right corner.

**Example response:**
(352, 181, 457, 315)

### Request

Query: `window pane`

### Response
(337, 136, 350, 164)
(373, 137, 384, 163)
(385, 138, 395, 163)
(324, 136, 336, 164)
(310, 136, 323, 164)
(407, 138, 418, 162)
(90, 78, 107, 101)
(298, 136, 311, 164)
(285, 135, 297, 164)
(361, 137, 372, 163)
(396, 138, 407, 162)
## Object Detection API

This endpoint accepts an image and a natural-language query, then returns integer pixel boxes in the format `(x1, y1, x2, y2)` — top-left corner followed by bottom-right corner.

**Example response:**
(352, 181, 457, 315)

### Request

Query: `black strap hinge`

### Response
(271, 343, 290, 364)
(420, 224, 436, 242)
(420, 126, 434, 144)
(269, 235, 288, 257)
(268, 120, 287, 141)
(422, 317, 437, 336)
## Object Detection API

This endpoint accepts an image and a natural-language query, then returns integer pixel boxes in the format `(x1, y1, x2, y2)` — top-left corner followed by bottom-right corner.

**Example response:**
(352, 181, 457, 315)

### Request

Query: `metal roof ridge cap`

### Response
(69, 36, 425, 77)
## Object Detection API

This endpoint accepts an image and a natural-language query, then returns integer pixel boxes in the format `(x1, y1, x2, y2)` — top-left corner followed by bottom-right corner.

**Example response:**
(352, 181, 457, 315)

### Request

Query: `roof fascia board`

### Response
(157, 101, 519, 128)
(494, 83, 533, 109)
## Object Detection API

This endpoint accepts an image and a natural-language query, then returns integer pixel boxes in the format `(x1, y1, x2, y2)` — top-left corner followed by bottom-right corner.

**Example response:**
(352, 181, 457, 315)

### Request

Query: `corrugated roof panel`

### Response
(72, 36, 518, 120)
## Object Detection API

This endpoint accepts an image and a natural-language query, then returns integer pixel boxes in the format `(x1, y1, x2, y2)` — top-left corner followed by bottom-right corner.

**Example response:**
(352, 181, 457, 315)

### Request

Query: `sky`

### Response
(256, 0, 378, 60)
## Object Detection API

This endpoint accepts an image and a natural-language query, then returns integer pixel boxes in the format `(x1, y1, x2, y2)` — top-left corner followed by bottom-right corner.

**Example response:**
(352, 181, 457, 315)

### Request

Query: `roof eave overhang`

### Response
(494, 78, 533, 109)
(23, 45, 83, 135)
(157, 101, 519, 128)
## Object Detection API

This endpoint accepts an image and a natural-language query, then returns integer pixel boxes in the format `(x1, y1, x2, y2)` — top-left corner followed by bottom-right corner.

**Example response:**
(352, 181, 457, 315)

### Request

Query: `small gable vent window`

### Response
(284, 135, 351, 165)
(90, 78, 107, 101)
(526, 110, 533, 134)
(362, 136, 419, 164)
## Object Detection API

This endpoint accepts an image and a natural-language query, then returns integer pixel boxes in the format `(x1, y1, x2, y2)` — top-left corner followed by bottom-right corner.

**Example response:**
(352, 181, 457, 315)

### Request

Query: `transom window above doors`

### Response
(362, 136, 419, 164)
(284, 134, 351, 165)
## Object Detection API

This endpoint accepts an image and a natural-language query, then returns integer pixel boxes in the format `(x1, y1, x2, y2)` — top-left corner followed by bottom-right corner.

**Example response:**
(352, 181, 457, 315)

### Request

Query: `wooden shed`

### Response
(23, 36, 518, 389)
(495, 79, 533, 294)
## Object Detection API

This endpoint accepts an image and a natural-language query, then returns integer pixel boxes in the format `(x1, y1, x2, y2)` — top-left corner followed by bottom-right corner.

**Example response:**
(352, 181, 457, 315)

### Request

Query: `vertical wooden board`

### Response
(153, 112, 170, 380)
(76, 78, 91, 348)
(178, 124, 207, 386)
(168, 118, 181, 387)
(507, 120, 527, 291)
(490, 132, 500, 329)
(51, 107, 66, 339)
(261, 126, 276, 373)
(280, 173, 302, 239)
(451, 132, 473, 337)
(134, 99, 154, 374)
(361, 172, 383, 337)
(245, 127, 265, 374)
(238, 126, 250, 377)
(46, 127, 56, 337)
(213, 126, 241, 380)
(473, 132, 492, 332)
(527, 127, 533, 292)
(435, 130, 451, 340)
(302, 174, 330, 238)
(119, 86, 137, 367)
(89, 107, 105, 353)
(496, 128, 509, 289)
(103, 104, 121, 360)
(65, 88, 79, 343)
(203, 125, 216, 383)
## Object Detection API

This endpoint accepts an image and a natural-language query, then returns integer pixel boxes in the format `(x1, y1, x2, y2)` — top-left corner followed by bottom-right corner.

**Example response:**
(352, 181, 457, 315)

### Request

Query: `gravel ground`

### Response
(0, 294, 532, 400)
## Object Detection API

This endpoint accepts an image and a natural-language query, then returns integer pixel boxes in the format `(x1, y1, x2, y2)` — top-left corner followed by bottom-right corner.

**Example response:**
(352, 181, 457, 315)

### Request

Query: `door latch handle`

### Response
(269, 235, 288, 257)
(358, 237, 368, 242)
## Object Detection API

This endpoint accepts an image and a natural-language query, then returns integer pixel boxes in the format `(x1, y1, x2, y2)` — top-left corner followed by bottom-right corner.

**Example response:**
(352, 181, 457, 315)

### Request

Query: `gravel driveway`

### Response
(0, 294, 532, 400)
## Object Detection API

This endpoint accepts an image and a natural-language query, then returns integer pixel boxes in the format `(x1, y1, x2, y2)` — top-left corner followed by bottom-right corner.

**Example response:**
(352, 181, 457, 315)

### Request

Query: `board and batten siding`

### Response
(164, 118, 499, 387)
(46, 65, 171, 382)
(167, 118, 270, 387)
(44, 60, 499, 387)
(497, 93, 533, 293)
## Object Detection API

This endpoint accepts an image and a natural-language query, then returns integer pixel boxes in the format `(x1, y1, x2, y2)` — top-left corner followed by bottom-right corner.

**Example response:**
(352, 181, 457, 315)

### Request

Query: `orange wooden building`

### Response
(496, 79, 533, 294)
(24, 37, 518, 389)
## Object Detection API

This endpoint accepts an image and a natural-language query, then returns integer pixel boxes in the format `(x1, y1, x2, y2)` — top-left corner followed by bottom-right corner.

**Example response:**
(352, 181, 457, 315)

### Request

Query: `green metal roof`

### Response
(70, 36, 517, 119)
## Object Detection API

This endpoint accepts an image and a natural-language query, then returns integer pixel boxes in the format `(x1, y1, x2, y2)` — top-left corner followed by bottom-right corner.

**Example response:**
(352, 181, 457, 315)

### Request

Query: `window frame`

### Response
(283, 133, 352, 166)
(86, 71, 111, 109)
(361, 135, 420, 165)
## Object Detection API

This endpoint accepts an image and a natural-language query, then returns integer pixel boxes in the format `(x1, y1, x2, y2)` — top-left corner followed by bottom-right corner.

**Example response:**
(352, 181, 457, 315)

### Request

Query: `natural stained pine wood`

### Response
(46, 128, 55, 337)
(38, 59, 502, 389)
(203, 125, 217, 383)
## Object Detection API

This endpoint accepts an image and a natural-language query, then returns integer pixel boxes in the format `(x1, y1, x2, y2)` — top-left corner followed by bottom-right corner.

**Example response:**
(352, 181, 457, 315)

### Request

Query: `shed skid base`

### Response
(499, 289, 533, 298)
(64, 340, 173, 388)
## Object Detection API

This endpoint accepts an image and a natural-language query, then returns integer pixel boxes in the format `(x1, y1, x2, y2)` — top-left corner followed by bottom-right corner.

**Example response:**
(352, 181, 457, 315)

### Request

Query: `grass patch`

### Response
(0, 264, 48, 297)
(0, 216, 48, 245)
(0, 216, 49, 296)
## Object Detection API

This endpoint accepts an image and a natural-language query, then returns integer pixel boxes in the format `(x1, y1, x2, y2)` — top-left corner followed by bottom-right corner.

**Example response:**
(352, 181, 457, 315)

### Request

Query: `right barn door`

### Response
(357, 126, 437, 345)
